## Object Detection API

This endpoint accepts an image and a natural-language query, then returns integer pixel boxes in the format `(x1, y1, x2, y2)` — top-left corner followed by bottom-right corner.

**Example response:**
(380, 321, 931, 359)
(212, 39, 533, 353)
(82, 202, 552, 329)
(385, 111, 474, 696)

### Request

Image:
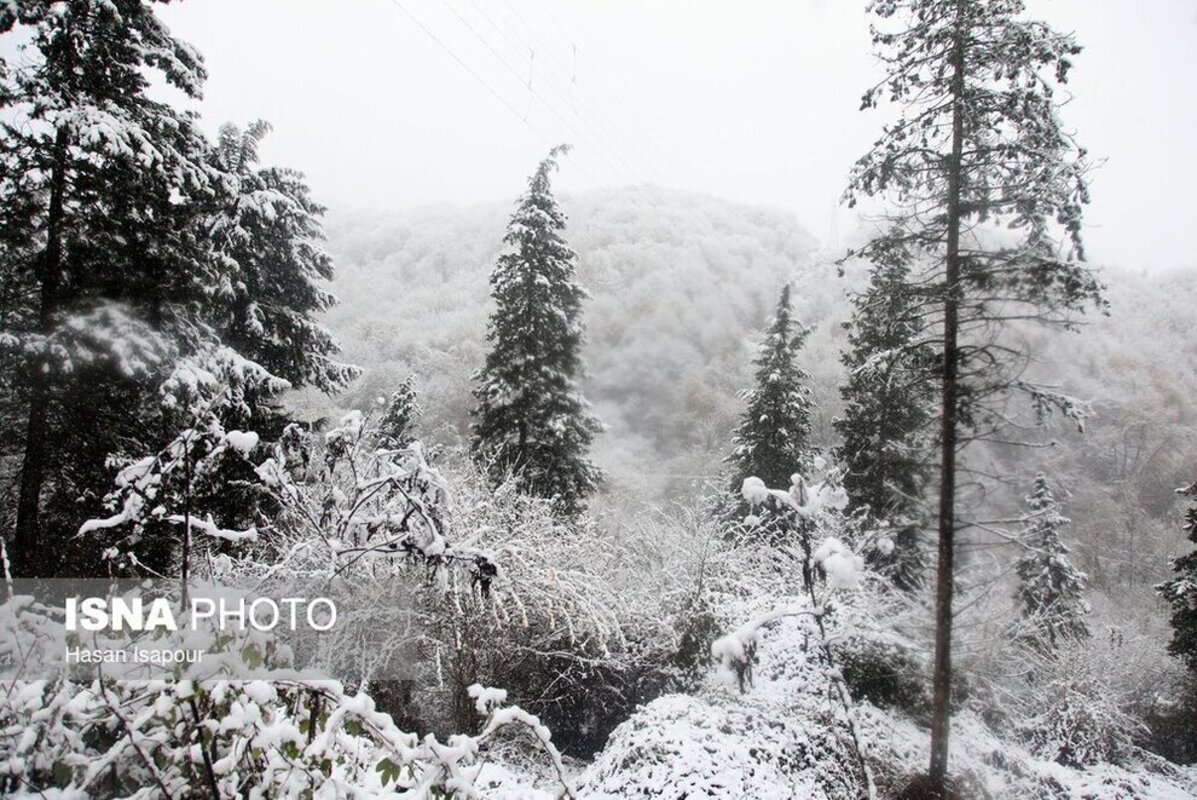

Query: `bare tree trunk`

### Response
(181, 435, 192, 610)
(928, 0, 968, 790)
(13, 125, 69, 577)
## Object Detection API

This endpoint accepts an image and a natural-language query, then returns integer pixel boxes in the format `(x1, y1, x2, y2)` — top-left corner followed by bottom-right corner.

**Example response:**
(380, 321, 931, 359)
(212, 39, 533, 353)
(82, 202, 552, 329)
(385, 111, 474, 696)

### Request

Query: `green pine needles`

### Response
(470, 146, 603, 516)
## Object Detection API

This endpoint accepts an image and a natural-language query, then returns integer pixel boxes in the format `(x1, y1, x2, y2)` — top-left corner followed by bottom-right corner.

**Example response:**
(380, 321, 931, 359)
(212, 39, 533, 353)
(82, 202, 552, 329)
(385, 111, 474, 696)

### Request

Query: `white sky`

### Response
(32, 1, 1197, 271)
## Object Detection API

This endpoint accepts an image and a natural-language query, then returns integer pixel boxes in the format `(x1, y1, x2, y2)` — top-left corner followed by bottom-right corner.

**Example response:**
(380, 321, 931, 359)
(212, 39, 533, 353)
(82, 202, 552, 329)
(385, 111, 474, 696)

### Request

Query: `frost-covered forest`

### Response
(2, 1, 1197, 799)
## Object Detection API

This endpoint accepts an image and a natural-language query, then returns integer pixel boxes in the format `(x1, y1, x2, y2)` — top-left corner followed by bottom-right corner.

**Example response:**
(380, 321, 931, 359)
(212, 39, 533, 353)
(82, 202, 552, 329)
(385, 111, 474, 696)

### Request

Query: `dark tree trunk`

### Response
(13, 125, 69, 577)
(928, 0, 968, 790)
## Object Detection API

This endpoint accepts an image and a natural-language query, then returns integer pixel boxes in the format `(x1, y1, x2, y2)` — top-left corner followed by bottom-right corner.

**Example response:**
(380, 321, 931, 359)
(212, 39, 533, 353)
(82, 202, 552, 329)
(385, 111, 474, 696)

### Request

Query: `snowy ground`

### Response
(478, 591, 1197, 799)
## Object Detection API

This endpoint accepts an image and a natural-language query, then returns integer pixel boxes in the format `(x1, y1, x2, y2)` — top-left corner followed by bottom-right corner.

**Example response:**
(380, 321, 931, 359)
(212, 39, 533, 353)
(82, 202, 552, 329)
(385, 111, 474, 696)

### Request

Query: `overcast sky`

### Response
(62, 1, 1197, 272)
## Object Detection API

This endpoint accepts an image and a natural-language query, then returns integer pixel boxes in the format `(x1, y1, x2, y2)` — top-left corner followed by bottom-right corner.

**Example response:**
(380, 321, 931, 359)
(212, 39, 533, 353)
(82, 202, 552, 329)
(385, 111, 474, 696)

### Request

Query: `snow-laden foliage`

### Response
(737, 458, 850, 591)
(0, 0, 226, 576)
(208, 120, 357, 395)
(1014, 474, 1090, 653)
(403, 469, 735, 756)
(578, 542, 1197, 800)
(725, 283, 815, 494)
(0, 595, 573, 799)
(470, 145, 603, 516)
(575, 478, 915, 799)
(1, 2, 356, 581)
(1016, 642, 1140, 768)
(88, 401, 695, 762)
(718, 469, 876, 797)
(1158, 481, 1197, 675)
(834, 254, 935, 592)
(582, 552, 882, 798)
(79, 346, 289, 568)
(377, 375, 422, 450)
(848, 0, 1110, 785)
(16, 402, 588, 798)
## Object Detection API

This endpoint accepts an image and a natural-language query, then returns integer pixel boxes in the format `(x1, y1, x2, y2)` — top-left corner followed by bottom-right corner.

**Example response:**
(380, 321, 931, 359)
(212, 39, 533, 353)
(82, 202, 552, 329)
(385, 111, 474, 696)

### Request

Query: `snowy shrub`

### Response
(48, 401, 591, 794)
(408, 473, 719, 757)
(115, 401, 707, 762)
(1014, 641, 1144, 767)
(0, 597, 573, 798)
(578, 691, 866, 800)
(668, 592, 721, 687)
(708, 469, 879, 797)
(837, 631, 929, 714)
(1020, 681, 1136, 768)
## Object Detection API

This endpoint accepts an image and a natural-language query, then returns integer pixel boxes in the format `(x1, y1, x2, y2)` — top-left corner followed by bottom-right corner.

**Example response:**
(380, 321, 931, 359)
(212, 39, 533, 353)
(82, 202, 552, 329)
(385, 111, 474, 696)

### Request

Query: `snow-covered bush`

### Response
(579, 690, 866, 800)
(837, 627, 929, 714)
(1014, 642, 1144, 767)
(954, 588, 1157, 771)
(409, 472, 722, 757)
(35, 398, 586, 797)
(708, 468, 880, 797)
(0, 595, 573, 798)
(140, 400, 709, 761)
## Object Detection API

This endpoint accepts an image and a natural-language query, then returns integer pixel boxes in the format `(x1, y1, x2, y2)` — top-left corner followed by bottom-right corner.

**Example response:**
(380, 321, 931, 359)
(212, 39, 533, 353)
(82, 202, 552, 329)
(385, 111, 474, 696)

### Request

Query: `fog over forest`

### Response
(316, 187, 1197, 526)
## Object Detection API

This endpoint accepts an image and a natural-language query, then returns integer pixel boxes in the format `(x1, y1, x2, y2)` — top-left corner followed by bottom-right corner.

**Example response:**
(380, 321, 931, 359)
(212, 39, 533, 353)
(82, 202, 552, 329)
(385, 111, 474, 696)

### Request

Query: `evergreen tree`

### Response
(0, 6, 353, 575)
(725, 283, 814, 493)
(835, 255, 936, 591)
(378, 375, 421, 450)
(1158, 481, 1197, 674)
(0, 0, 221, 575)
(470, 145, 602, 516)
(1015, 474, 1090, 652)
(209, 120, 356, 396)
(846, 0, 1106, 787)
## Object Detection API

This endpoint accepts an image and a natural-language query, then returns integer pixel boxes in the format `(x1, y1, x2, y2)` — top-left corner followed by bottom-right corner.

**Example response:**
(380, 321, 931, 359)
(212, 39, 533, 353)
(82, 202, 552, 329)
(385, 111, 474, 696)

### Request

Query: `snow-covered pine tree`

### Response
(1, 0, 222, 575)
(470, 145, 602, 516)
(1158, 481, 1197, 674)
(1015, 474, 1090, 652)
(181, 122, 360, 548)
(209, 120, 356, 396)
(378, 375, 421, 450)
(847, 0, 1106, 785)
(835, 255, 936, 591)
(725, 283, 814, 495)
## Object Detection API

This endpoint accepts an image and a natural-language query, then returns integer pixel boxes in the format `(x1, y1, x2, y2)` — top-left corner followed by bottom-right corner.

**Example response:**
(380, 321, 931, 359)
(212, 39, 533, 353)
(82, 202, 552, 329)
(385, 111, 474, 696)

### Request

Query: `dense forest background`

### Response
(310, 186, 1197, 601)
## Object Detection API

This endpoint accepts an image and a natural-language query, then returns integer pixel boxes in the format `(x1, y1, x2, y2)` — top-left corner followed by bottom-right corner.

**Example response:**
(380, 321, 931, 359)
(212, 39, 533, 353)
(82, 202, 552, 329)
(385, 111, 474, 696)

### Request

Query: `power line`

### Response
(386, 0, 530, 130)
(385, 0, 674, 210)
(439, 0, 644, 187)
(383, 0, 610, 189)
(463, 0, 669, 186)
(483, 0, 673, 187)
(525, 0, 694, 186)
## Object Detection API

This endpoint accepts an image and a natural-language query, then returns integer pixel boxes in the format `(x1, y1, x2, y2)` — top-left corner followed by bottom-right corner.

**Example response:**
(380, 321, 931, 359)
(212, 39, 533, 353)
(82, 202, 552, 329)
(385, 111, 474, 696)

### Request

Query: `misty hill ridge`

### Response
(320, 186, 1197, 503)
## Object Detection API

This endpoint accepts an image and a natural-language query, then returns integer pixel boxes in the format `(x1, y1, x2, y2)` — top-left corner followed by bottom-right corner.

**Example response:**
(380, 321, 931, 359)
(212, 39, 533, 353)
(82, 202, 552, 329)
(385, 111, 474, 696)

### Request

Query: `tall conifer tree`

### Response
(470, 145, 602, 516)
(836, 255, 936, 590)
(0, 6, 353, 574)
(725, 283, 814, 494)
(1158, 481, 1197, 674)
(846, 0, 1106, 788)
(1015, 474, 1090, 652)
(0, 0, 220, 575)
(209, 120, 356, 396)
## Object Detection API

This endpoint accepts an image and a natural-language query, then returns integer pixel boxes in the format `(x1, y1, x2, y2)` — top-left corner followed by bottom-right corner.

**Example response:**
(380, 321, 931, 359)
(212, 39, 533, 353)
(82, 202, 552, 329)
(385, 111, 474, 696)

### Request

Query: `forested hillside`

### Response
(317, 188, 1197, 532)
(322, 189, 835, 498)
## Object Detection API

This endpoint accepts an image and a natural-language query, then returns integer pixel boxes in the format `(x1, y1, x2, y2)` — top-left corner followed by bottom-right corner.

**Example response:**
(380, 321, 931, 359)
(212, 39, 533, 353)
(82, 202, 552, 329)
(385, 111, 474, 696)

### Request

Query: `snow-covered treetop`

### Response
(726, 282, 816, 492)
(471, 145, 602, 515)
